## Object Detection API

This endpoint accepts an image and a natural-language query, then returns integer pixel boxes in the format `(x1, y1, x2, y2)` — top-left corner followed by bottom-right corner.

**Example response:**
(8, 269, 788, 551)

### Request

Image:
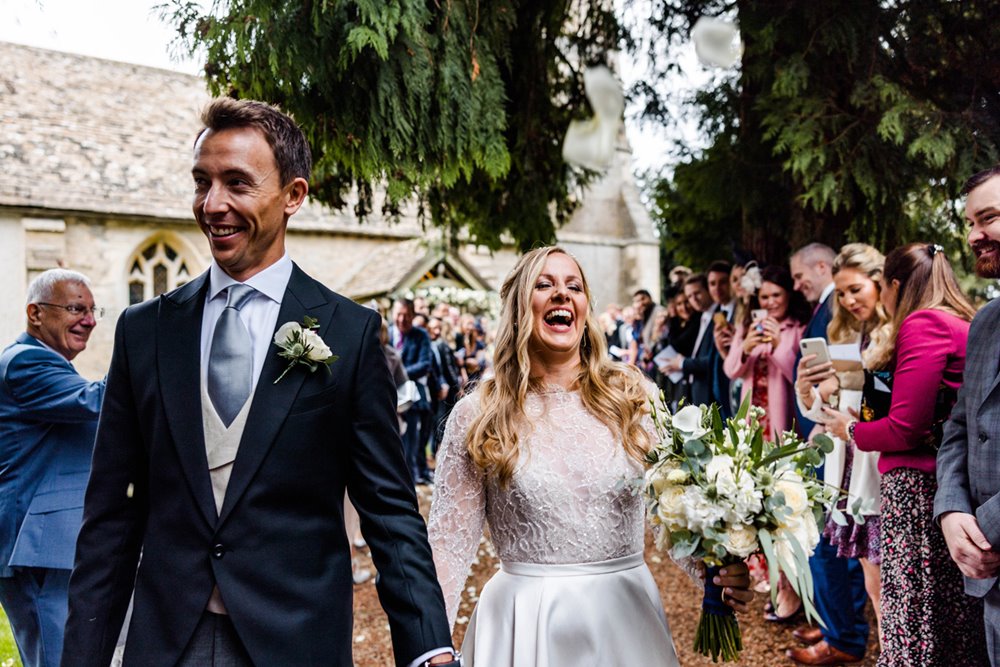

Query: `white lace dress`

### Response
(427, 386, 679, 666)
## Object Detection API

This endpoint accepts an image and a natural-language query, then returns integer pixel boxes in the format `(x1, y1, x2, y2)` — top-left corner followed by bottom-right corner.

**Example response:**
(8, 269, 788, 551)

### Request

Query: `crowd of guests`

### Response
(598, 175, 1000, 665)
(376, 296, 496, 489)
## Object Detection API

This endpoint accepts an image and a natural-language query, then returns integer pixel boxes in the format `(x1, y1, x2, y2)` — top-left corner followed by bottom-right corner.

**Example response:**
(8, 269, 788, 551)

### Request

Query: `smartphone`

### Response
(712, 311, 729, 329)
(751, 308, 768, 332)
(799, 337, 832, 367)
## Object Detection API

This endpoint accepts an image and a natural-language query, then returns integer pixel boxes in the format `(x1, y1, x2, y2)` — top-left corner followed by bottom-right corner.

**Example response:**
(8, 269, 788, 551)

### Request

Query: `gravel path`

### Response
(350, 486, 880, 666)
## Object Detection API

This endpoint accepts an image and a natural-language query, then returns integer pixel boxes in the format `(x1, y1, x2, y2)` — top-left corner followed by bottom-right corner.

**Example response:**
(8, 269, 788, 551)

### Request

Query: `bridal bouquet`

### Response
(644, 397, 837, 662)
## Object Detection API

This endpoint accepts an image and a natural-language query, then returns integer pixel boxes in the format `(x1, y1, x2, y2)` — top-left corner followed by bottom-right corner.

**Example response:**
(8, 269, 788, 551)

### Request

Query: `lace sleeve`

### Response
(427, 395, 487, 629)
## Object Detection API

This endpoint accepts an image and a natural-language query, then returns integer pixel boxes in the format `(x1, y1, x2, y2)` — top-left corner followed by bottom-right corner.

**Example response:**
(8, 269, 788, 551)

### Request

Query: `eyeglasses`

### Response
(36, 303, 106, 321)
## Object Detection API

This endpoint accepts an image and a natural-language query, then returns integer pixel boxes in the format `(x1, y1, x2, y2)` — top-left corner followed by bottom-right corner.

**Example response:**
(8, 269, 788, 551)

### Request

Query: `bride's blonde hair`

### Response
(466, 246, 652, 486)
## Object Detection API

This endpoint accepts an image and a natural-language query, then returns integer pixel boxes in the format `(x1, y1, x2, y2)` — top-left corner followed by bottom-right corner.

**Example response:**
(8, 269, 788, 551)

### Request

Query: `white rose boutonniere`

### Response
(273, 315, 338, 384)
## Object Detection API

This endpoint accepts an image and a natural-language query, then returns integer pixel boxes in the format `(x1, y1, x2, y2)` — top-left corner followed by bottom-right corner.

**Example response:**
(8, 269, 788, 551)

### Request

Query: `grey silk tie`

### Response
(208, 284, 256, 427)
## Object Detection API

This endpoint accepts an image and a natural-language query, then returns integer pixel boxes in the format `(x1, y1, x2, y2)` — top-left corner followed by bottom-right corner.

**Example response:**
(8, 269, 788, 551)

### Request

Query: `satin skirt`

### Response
(462, 552, 679, 666)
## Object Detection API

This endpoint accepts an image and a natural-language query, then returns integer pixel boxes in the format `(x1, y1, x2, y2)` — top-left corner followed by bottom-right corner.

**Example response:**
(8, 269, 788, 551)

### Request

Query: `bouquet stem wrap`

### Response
(695, 564, 742, 662)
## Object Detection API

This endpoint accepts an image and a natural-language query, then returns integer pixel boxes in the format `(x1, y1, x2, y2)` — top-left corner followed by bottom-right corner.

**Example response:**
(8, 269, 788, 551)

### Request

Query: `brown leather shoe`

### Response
(786, 640, 863, 665)
(792, 625, 823, 645)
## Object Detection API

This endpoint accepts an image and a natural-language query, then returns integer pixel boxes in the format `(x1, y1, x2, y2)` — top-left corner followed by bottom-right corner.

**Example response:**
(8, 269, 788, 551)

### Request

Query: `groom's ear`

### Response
(283, 177, 309, 216)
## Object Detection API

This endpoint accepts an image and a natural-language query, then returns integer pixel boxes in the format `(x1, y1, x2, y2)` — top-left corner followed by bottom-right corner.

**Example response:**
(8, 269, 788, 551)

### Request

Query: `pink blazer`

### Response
(723, 318, 806, 440)
(853, 309, 970, 474)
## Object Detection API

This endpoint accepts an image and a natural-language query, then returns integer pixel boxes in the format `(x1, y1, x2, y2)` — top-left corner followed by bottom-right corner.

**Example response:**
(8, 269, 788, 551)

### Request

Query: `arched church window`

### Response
(127, 237, 197, 305)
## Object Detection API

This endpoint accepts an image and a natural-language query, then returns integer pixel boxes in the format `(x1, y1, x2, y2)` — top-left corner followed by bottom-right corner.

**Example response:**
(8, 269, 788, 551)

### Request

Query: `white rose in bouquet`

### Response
(706, 454, 738, 496)
(646, 461, 680, 495)
(774, 473, 809, 516)
(773, 514, 821, 576)
(723, 524, 759, 558)
(667, 469, 690, 484)
(656, 486, 687, 528)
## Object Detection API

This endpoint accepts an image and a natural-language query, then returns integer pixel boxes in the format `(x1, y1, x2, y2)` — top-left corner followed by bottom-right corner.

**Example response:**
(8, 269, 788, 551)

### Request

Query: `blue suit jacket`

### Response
(795, 293, 834, 438)
(392, 325, 433, 410)
(0, 332, 104, 575)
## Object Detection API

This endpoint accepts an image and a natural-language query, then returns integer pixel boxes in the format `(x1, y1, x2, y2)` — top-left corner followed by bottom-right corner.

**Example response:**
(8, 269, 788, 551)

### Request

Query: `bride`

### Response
(427, 246, 752, 665)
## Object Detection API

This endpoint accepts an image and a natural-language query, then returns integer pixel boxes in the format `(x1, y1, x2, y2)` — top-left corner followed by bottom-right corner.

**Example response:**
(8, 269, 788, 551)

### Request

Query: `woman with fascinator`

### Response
(426, 246, 753, 665)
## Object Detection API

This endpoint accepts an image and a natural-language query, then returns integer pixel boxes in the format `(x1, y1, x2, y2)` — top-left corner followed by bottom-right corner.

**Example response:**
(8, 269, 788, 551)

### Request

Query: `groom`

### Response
(62, 99, 456, 667)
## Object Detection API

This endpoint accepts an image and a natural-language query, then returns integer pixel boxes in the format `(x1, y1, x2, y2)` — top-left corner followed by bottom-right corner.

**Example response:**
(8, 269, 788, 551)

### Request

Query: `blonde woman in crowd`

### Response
(795, 243, 892, 644)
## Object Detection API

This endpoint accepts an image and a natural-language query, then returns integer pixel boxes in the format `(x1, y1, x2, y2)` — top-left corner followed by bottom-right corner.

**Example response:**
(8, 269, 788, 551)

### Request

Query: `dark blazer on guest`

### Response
(682, 306, 732, 415)
(62, 265, 451, 667)
(432, 339, 460, 404)
(795, 292, 834, 438)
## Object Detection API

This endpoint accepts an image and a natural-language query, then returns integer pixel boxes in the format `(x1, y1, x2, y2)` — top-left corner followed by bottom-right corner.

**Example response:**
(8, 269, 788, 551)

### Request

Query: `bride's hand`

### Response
(714, 562, 754, 613)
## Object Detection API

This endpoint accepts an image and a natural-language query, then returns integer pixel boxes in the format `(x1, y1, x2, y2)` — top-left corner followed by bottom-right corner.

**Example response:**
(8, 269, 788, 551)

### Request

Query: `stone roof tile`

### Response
(0, 41, 423, 236)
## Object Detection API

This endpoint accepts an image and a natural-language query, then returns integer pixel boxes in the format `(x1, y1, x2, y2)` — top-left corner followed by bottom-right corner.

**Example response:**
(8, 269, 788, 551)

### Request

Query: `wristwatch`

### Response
(424, 652, 463, 667)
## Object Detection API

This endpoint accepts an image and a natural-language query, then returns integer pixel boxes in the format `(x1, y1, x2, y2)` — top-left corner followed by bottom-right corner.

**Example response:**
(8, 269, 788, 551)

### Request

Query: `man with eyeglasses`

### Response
(0, 268, 105, 667)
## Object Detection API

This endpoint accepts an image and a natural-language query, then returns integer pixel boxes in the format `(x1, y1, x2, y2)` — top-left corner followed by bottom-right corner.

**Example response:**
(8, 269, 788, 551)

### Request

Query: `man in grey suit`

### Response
(936, 165, 1000, 664)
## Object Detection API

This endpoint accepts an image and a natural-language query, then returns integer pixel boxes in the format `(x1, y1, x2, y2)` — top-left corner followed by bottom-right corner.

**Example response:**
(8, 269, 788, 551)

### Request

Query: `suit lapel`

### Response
(217, 265, 337, 526)
(158, 273, 218, 528)
(979, 304, 1000, 407)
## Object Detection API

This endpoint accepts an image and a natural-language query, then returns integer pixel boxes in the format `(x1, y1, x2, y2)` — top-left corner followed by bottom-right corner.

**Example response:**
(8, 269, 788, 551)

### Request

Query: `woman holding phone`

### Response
(822, 243, 987, 666)
(723, 265, 811, 440)
(795, 243, 891, 647)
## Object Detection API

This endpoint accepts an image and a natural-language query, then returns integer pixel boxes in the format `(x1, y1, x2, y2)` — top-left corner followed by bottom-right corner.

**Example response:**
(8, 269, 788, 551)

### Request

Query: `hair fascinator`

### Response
(740, 261, 763, 295)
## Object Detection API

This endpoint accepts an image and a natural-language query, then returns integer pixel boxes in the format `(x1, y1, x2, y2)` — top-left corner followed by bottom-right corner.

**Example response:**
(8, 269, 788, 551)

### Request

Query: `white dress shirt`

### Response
(199, 254, 293, 388)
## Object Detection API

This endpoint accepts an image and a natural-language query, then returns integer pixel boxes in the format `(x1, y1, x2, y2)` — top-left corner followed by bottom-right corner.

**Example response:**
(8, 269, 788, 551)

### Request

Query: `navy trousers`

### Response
(0, 567, 71, 667)
(808, 532, 869, 657)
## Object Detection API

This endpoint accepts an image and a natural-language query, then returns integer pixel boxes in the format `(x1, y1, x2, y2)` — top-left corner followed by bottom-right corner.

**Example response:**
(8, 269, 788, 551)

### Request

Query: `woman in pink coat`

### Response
(723, 264, 812, 441)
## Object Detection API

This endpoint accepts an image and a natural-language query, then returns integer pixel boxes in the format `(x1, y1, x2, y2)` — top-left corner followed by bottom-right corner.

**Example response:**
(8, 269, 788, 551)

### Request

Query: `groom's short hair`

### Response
(196, 97, 312, 186)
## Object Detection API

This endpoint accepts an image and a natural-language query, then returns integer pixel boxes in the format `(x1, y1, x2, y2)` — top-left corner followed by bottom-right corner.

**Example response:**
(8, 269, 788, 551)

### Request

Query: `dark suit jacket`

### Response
(795, 293, 834, 438)
(432, 339, 460, 404)
(63, 266, 451, 667)
(682, 307, 731, 413)
(0, 333, 104, 575)
(935, 297, 1000, 599)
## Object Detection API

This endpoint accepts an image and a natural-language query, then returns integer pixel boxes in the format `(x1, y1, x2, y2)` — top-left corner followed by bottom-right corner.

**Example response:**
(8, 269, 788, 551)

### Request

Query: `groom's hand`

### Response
(941, 511, 1000, 579)
(427, 652, 458, 666)
(714, 562, 754, 614)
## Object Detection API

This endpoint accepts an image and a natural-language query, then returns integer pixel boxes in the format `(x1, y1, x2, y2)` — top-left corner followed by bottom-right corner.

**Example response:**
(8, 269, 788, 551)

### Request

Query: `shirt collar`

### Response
(818, 281, 835, 304)
(208, 254, 293, 304)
